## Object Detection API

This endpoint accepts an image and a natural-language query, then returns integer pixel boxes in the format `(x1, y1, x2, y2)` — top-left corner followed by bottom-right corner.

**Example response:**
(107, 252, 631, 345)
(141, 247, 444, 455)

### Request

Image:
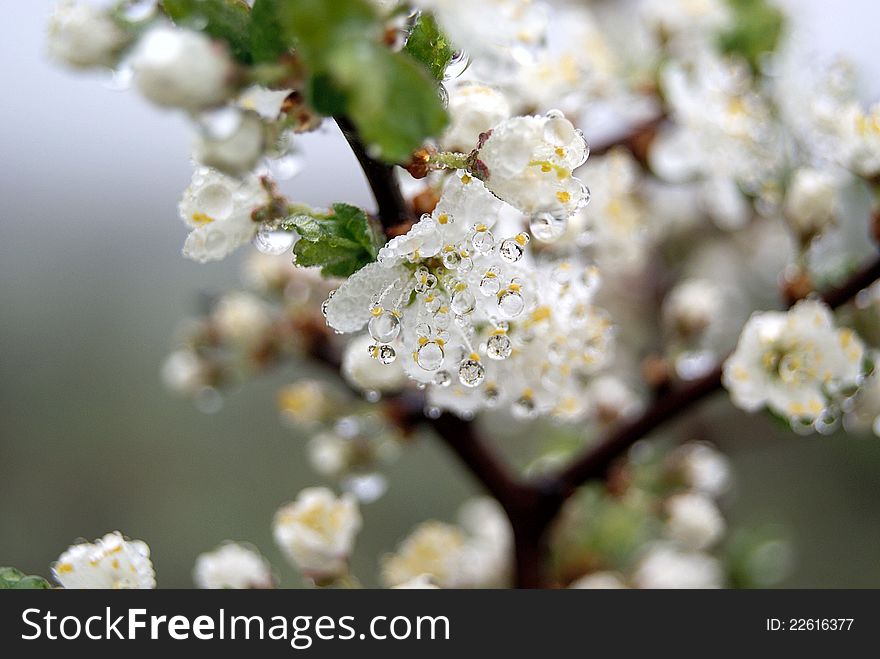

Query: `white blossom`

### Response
(273, 487, 362, 579)
(838, 102, 880, 178)
(665, 492, 725, 550)
(784, 168, 840, 242)
(47, 1, 128, 69)
(673, 442, 731, 497)
(194, 111, 266, 177)
(391, 574, 441, 589)
(178, 167, 268, 263)
(723, 300, 865, 423)
(476, 112, 590, 218)
(442, 84, 511, 152)
(131, 26, 235, 111)
(52, 531, 155, 589)
(213, 291, 273, 346)
(650, 55, 783, 230)
(193, 542, 274, 589)
(633, 543, 723, 589)
(160, 349, 206, 395)
(642, 0, 733, 52)
(381, 497, 511, 588)
(325, 173, 612, 420)
(568, 571, 628, 589)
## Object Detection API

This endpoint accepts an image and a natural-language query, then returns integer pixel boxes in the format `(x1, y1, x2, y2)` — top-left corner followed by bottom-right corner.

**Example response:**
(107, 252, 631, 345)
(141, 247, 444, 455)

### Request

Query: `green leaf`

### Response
(161, 0, 253, 63)
(719, 0, 785, 72)
(326, 41, 449, 162)
(276, 0, 378, 65)
(289, 203, 383, 277)
(404, 12, 455, 81)
(0, 567, 51, 590)
(307, 73, 349, 117)
(248, 0, 288, 63)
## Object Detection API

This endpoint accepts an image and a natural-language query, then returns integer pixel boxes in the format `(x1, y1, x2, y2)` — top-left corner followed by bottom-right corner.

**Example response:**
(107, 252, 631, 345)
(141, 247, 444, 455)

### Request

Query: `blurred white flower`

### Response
(673, 442, 731, 497)
(47, 0, 128, 69)
(213, 291, 272, 347)
(723, 300, 865, 424)
(161, 349, 206, 395)
(568, 571, 628, 589)
(665, 492, 725, 550)
(131, 26, 235, 111)
(178, 167, 268, 263)
(341, 333, 408, 394)
(273, 487, 362, 580)
(194, 111, 266, 177)
(193, 542, 274, 589)
(442, 84, 511, 152)
(381, 497, 511, 588)
(52, 531, 155, 589)
(633, 543, 723, 589)
(784, 168, 841, 243)
(391, 574, 441, 589)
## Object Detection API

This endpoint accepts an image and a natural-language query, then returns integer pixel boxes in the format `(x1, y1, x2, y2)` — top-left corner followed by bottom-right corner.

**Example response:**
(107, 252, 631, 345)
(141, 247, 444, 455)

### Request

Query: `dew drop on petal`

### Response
(368, 311, 401, 343)
(529, 212, 568, 243)
(378, 344, 397, 364)
(451, 289, 476, 316)
(486, 334, 512, 360)
(498, 290, 525, 318)
(472, 230, 495, 254)
(342, 473, 388, 503)
(416, 341, 445, 371)
(458, 359, 485, 387)
(500, 238, 526, 262)
(254, 228, 297, 255)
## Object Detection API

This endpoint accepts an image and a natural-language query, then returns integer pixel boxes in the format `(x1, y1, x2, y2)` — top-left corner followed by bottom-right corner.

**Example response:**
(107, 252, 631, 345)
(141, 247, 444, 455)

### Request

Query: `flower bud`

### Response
(132, 26, 235, 111)
(193, 542, 274, 589)
(784, 167, 838, 243)
(47, 1, 129, 69)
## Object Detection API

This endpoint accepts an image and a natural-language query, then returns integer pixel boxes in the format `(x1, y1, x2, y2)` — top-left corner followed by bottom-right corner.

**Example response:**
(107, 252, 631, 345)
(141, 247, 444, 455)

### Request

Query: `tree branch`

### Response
(553, 254, 880, 493)
(335, 116, 413, 230)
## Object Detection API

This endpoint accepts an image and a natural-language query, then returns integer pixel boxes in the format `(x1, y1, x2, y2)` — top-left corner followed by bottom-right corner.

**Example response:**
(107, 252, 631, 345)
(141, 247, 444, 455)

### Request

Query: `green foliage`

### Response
(404, 12, 456, 81)
(288, 203, 384, 277)
(276, 0, 448, 162)
(248, 0, 289, 63)
(0, 567, 51, 589)
(325, 41, 449, 162)
(719, 0, 785, 72)
(161, 0, 253, 63)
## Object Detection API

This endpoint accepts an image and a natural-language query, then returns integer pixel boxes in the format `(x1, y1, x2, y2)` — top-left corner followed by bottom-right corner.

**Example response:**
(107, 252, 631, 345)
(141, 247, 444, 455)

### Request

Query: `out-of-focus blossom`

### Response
(193, 542, 274, 589)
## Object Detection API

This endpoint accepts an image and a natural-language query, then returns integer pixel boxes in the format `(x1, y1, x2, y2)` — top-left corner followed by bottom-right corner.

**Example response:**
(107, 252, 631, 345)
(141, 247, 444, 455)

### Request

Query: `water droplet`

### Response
(378, 344, 397, 364)
(500, 236, 527, 262)
(512, 394, 537, 419)
(197, 106, 244, 141)
(254, 228, 296, 255)
(471, 230, 495, 254)
(529, 212, 568, 242)
(424, 405, 442, 419)
(451, 288, 476, 316)
(342, 473, 388, 503)
(101, 62, 133, 91)
(479, 267, 502, 296)
(434, 371, 452, 387)
(368, 310, 401, 343)
(484, 384, 501, 406)
(195, 386, 223, 414)
(121, 0, 158, 22)
(321, 290, 336, 318)
(444, 50, 470, 80)
(498, 290, 525, 318)
(416, 341, 445, 371)
(442, 249, 461, 269)
(266, 151, 304, 181)
(544, 112, 575, 146)
(433, 309, 451, 330)
(458, 358, 485, 387)
(487, 334, 512, 360)
(675, 350, 716, 381)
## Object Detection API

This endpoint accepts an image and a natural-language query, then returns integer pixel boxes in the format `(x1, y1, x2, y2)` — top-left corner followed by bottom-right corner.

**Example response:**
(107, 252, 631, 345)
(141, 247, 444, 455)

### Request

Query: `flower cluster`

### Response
(325, 169, 612, 420)
(723, 300, 866, 430)
(52, 532, 155, 589)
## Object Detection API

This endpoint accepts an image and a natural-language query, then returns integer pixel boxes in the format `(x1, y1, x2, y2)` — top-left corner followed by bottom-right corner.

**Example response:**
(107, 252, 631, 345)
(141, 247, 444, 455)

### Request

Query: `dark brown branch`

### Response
(335, 116, 413, 229)
(554, 254, 880, 493)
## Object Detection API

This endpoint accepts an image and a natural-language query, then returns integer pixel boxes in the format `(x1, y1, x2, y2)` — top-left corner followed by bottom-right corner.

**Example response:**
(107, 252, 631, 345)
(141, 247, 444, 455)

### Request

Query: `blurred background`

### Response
(2, 0, 879, 587)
